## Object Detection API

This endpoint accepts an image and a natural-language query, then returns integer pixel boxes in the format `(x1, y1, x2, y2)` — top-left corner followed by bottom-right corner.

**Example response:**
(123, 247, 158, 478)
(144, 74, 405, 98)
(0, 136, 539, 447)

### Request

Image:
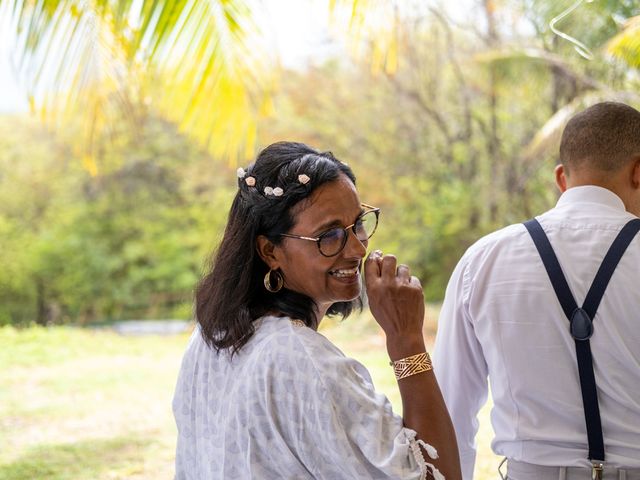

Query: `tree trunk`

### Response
(35, 278, 47, 326)
(484, 0, 500, 224)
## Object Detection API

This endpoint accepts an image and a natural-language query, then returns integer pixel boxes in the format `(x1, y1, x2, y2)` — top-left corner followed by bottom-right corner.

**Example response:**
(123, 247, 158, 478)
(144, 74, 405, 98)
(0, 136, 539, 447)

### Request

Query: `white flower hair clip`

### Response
(264, 186, 284, 197)
(237, 166, 310, 198)
(298, 174, 310, 185)
(237, 166, 256, 187)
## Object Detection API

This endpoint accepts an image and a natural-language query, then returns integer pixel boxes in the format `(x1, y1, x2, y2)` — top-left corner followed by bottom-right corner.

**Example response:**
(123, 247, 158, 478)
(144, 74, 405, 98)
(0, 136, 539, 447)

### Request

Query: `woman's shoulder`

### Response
(251, 315, 344, 359)
(251, 315, 374, 387)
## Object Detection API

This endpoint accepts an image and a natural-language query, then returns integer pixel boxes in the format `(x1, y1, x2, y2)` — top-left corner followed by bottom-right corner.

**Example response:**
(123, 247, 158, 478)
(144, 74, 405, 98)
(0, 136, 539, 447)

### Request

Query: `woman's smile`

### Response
(328, 263, 361, 282)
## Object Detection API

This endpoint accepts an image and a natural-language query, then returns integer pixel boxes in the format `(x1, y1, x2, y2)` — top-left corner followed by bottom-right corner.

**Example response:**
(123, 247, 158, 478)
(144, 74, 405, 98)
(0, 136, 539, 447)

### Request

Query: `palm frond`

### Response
(607, 15, 640, 69)
(522, 90, 640, 162)
(330, 0, 401, 76)
(475, 47, 606, 91)
(0, 0, 269, 166)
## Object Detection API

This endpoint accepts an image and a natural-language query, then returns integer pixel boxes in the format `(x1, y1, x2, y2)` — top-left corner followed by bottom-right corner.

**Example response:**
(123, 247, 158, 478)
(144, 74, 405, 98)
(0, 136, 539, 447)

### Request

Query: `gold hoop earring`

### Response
(264, 269, 284, 293)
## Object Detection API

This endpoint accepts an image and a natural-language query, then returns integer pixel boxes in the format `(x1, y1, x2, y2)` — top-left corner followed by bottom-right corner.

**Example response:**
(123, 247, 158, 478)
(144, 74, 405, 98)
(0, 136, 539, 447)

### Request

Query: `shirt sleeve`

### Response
(261, 327, 444, 480)
(433, 255, 489, 480)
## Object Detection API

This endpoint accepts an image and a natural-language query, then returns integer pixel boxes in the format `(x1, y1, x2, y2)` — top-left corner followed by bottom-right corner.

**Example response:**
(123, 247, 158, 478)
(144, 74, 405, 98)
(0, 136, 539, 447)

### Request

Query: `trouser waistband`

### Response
(506, 460, 640, 480)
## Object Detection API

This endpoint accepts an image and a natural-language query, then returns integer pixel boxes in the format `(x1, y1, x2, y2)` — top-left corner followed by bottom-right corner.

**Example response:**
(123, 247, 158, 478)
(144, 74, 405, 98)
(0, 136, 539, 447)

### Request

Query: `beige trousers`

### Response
(504, 460, 640, 480)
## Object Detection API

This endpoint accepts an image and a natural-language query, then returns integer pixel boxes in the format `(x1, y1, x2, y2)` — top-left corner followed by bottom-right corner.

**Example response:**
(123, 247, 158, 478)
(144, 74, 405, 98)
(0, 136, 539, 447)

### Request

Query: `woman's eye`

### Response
(321, 228, 344, 241)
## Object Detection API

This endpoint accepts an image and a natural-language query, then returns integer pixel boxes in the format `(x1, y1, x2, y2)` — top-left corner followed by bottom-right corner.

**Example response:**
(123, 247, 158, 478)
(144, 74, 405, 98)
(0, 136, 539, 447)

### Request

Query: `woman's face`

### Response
(275, 174, 368, 316)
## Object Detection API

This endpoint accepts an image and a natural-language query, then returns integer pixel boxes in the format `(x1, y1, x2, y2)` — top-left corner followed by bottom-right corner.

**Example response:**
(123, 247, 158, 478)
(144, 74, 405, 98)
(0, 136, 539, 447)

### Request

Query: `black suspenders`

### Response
(523, 218, 640, 475)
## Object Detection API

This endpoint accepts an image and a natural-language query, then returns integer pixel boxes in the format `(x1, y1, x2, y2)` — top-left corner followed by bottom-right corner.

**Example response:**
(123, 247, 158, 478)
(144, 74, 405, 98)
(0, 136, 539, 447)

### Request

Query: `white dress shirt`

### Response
(434, 186, 640, 479)
(173, 316, 444, 480)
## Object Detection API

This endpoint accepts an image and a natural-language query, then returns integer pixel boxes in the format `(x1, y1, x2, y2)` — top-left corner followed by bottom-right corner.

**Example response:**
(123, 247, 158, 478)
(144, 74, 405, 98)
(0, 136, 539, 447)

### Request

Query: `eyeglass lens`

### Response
(318, 210, 378, 256)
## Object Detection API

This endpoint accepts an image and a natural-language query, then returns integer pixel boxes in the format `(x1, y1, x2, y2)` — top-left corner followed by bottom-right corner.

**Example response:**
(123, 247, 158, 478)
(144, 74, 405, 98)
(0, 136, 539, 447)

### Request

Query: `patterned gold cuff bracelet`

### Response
(390, 352, 432, 380)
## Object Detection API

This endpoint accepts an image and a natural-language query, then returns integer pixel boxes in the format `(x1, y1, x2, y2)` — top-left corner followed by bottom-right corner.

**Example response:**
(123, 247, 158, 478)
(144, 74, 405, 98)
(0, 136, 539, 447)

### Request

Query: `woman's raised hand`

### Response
(364, 250, 426, 360)
(365, 250, 463, 478)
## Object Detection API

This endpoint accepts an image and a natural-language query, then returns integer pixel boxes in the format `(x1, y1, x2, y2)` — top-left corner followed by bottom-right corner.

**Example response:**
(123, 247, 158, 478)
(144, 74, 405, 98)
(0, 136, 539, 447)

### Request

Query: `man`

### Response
(433, 101, 640, 479)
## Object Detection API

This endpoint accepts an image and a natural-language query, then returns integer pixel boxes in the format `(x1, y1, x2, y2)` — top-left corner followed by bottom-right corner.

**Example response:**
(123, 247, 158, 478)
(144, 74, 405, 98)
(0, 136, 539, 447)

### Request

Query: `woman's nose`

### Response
(344, 227, 367, 258)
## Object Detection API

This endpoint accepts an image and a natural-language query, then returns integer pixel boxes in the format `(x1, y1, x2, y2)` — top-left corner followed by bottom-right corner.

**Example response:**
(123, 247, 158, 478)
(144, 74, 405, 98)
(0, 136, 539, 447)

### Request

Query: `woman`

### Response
(173, 141, 462, 479)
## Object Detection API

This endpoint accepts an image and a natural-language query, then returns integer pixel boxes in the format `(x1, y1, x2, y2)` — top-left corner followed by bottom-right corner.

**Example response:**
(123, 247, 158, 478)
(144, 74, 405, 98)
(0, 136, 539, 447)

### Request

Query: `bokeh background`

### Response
(1, 0, 639, 478)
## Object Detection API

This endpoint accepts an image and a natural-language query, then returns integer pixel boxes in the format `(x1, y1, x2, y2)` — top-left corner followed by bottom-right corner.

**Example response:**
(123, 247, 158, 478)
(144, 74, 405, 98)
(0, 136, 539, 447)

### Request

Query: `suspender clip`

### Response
(592, 461, 604, 480)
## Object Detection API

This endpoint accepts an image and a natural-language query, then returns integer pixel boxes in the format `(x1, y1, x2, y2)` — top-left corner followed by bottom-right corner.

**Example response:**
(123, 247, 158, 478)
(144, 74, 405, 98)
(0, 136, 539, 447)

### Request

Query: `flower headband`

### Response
(237, 167, 310, 197)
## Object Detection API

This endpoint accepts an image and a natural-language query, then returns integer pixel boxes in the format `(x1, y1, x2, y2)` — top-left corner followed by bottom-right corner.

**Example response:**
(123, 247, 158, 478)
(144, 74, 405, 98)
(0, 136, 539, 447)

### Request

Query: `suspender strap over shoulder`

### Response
(582, 220, 640, 319)
(522, 218, 640, 465)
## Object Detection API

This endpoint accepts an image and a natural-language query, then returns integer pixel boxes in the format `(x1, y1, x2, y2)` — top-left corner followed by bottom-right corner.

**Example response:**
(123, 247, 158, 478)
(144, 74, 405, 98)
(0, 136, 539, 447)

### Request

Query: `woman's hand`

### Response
(364, 250, 426, 360)
(365, 250, 463, 478)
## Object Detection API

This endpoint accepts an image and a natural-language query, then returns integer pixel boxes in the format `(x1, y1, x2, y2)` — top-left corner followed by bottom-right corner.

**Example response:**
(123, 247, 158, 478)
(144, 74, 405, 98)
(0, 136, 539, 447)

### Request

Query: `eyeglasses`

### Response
(280, 203, 380, 257)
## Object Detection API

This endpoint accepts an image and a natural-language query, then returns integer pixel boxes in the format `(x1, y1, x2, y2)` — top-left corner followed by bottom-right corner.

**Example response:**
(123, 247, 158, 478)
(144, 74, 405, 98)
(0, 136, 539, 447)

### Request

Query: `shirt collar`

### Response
(556, 185, 626, 211)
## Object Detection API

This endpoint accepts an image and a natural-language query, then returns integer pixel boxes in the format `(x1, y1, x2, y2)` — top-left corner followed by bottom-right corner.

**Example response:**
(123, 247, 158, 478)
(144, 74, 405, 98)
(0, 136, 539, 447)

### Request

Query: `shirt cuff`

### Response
(459, 448, 477, 480)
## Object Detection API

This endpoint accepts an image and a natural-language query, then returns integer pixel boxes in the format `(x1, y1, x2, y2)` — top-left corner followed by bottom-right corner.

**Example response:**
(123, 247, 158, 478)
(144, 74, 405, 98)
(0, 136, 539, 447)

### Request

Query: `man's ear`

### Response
(630, 157, 640, 190)
(555, 164, 568, 193)
(256, 235, 280, 270)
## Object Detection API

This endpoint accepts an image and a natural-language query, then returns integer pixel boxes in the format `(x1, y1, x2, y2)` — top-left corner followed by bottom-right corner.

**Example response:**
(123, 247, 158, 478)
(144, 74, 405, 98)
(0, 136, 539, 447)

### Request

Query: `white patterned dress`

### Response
(173, 315, 441, 479)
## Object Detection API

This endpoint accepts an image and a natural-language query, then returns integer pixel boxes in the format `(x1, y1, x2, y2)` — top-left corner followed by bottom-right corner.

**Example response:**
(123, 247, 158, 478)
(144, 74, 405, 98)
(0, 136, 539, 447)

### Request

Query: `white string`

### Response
(409, 438, 446, 480)
(549, 0, 595, 60)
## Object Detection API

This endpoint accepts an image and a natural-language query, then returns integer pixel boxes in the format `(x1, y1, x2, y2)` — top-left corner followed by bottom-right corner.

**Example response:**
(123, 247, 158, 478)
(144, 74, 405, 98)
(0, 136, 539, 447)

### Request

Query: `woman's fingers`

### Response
(366, 253, 422, 295)
(365, 250, 382, 277)
(397, 264, 411, 282)
(366, 252, 415, 286)
(380, 254, 398, 280)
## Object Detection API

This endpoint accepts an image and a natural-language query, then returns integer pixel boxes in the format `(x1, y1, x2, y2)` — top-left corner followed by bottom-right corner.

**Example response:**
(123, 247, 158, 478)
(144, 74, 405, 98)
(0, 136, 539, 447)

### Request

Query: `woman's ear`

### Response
(256, 235, 280, 270)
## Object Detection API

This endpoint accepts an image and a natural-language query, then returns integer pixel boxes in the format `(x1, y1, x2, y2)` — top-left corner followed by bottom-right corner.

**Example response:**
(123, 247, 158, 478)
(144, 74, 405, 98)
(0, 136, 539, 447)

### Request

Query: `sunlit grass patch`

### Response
(0, 325, 189, 479)
(0, 435, 159, 480)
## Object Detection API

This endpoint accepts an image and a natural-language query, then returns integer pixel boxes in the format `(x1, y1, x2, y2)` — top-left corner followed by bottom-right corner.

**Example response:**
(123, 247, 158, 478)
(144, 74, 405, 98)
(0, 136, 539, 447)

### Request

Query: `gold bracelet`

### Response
(390, 352, 432, 380)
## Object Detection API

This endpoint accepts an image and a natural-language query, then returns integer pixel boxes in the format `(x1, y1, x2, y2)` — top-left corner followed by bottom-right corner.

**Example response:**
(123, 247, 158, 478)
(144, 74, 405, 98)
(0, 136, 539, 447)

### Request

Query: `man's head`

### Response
(560, 101, 640, 175)
(556, 101, 640, 214)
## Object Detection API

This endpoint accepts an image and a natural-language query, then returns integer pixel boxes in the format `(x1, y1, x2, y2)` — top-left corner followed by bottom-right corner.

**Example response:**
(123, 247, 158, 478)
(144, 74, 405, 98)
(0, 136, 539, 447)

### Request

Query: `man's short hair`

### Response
(559, 101, 640, 174)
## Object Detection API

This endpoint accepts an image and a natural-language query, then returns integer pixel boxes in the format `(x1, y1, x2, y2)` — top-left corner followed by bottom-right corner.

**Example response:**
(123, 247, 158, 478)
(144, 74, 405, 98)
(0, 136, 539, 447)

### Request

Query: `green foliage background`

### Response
(0, 116, 235, 324)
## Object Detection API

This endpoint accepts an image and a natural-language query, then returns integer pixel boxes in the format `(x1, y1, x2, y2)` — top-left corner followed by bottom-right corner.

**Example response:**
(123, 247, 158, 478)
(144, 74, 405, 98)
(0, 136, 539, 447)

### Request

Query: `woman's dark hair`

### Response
(196, 141, 361, 354)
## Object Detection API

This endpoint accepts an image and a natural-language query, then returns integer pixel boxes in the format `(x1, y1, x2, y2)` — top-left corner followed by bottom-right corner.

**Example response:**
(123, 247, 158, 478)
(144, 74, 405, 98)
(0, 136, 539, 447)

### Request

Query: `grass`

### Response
(1, 311, 500, 479)
(1, 326, 182, 480)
